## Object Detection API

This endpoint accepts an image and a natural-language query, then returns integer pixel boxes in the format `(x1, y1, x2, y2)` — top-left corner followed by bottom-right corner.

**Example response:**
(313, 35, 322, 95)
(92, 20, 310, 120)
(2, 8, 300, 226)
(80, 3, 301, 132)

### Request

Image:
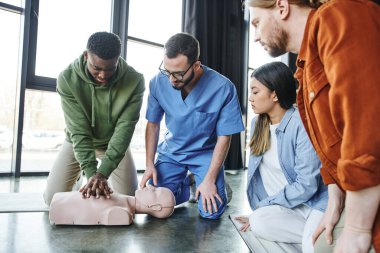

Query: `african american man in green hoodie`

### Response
(44, 32, 145, 205)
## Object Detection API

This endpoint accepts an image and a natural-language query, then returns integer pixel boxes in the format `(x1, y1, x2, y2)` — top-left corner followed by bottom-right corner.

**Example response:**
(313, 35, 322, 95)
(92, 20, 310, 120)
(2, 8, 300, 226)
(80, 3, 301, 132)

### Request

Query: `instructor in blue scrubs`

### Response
(139, 33, 244, 219)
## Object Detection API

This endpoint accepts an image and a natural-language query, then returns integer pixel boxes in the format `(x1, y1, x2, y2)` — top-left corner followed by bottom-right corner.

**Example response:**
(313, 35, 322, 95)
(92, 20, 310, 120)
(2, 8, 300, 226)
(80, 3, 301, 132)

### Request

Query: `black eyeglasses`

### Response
(159, 61, 196, 81)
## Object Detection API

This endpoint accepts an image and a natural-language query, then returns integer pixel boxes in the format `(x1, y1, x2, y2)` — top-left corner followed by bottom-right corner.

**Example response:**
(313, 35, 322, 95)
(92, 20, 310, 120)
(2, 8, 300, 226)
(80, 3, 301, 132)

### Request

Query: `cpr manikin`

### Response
(49, 186, 175, 225)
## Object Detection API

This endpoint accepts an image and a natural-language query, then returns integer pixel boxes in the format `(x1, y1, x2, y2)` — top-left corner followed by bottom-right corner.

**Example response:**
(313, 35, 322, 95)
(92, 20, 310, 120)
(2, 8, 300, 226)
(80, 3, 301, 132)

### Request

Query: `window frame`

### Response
(3, 0, 254, 177)
(3, 0, 179, 176)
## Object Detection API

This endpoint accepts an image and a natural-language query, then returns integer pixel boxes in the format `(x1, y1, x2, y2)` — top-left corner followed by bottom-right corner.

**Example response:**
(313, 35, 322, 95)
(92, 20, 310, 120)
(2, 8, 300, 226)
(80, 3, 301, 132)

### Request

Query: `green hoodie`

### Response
(57, 54, 145, 179)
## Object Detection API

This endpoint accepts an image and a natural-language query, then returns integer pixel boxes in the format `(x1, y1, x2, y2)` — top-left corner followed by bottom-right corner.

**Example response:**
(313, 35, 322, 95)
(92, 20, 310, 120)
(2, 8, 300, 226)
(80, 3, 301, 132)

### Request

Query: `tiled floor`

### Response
(0, 170, 252, 253)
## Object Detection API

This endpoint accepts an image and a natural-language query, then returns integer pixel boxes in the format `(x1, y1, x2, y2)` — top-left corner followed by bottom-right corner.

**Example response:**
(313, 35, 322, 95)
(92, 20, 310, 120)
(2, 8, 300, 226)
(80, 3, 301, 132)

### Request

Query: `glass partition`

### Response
(21, 90, 65, 172)
(127, 0, 182, 170)
(1, 0, 22, 7)
(35, 0, 112, 78)
(0, 9, 22, 173)
(128, 0, 182, 44)
(126, 41, 169, 170)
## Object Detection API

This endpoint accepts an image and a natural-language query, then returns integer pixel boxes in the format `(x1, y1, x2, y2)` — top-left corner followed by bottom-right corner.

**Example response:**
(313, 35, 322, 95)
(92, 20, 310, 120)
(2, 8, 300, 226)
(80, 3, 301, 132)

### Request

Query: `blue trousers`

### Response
(151, 154, 227, 219)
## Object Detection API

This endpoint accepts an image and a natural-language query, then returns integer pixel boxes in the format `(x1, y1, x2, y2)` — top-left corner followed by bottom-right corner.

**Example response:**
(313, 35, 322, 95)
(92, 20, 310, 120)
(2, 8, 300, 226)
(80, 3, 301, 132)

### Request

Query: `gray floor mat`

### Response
(0, 193, 49, 213)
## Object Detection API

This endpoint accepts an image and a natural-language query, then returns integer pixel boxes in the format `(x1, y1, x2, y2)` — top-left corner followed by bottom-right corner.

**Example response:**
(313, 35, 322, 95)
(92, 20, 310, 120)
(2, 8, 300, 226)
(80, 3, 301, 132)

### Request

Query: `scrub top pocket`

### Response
(193, 111, 218, 136)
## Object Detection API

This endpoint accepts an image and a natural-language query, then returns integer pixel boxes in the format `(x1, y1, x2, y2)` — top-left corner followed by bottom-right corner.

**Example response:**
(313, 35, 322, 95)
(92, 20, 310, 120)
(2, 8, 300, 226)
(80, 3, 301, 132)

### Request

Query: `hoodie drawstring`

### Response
(90, 84, 95, 127)
(108, 90, 112, 124)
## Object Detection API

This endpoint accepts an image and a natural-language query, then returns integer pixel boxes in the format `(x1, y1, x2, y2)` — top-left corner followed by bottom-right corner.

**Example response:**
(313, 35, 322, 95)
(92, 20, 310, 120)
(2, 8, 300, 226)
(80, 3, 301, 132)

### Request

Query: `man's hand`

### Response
(334, 225, 372, 253)
(313, 205, 342, 245)
(334, 185, 380, 253)
(235, 216, 251, 232)
(195, 179, 223, 214)
(312, 184, 345, 245)
(139, 165, 157, 189)
(79, 172, 113, 199)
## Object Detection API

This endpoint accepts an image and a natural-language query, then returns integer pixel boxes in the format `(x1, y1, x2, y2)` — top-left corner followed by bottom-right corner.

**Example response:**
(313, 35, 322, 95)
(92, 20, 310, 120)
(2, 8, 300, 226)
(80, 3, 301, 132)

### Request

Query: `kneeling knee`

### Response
(198, 205, 226, 220)
(199, 210, 224, 219)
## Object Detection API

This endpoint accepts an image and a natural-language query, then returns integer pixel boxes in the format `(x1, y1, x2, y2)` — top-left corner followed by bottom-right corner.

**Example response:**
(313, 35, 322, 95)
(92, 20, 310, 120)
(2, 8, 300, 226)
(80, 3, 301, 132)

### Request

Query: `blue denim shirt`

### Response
(247, 107, 328, 212)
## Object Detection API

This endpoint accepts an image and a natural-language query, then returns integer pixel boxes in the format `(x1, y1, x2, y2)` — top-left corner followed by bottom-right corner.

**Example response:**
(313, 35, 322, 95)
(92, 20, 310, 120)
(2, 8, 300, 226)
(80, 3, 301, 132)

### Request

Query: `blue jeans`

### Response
(150, 154, 227, 219)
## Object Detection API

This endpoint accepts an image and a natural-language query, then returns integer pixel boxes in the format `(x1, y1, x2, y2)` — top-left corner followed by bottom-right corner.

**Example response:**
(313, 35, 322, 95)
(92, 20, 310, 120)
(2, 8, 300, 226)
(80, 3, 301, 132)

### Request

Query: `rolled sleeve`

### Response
(338, 154, 380, 191)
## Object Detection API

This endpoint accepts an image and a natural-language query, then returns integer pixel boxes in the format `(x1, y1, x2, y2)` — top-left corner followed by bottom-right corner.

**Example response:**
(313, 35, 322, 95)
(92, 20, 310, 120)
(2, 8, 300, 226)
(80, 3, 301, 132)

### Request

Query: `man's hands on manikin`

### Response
(196, 178, 223, 214)
(79, 172, 113, 199)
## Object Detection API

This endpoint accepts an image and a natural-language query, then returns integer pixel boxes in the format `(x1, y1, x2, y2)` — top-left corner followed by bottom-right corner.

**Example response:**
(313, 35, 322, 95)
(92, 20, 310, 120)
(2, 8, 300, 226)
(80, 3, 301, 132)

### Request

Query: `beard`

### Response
(171, 69, 195, 90)
(265, 22, 289, 57)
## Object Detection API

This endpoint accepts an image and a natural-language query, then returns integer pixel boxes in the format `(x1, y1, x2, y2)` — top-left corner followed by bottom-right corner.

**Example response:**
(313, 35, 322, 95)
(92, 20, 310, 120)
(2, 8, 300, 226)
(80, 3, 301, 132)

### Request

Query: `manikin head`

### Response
(159, 33, 202, 91)
(135, 186, 176, 218)
(83, 31, 121, 85)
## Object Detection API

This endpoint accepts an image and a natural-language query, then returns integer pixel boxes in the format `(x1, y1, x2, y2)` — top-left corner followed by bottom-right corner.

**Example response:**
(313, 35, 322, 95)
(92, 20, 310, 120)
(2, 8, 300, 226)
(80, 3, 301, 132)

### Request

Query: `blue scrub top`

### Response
(146, 65, 244, 165)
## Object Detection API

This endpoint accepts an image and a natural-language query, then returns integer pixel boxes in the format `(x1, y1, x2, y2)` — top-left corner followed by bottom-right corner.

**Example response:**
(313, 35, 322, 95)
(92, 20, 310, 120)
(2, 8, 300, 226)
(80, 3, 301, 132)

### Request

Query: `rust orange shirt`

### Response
(295, 0, 380, 250)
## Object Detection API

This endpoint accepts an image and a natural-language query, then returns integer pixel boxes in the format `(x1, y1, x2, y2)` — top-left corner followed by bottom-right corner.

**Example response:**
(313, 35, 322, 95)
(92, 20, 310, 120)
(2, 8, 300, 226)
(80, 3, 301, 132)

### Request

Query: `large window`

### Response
(35, 0, 112, 78)
(126, 41, 166, 170)
(21, 90, 65, 172)
(128, 0, 182, 44)
(1, 0, 22, 6)
(1, 0, 184, 176)
(0, 9, 22, 173)
(17, 0, 113, 173)
(127, 0, 182, 170)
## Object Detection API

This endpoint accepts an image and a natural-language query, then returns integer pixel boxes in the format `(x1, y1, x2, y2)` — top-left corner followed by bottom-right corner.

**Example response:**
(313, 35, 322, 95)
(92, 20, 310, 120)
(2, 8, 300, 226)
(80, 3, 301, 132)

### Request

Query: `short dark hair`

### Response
(251, 61, 296, 110)
(164, 33, 200, 64)
(86, 32, 121, 60)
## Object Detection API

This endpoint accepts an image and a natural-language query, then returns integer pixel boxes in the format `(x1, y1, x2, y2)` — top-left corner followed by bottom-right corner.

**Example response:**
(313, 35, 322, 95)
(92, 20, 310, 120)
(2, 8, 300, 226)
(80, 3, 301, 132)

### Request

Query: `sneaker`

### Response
(225, 181, 233, 204)
(188, 173, 198, 203)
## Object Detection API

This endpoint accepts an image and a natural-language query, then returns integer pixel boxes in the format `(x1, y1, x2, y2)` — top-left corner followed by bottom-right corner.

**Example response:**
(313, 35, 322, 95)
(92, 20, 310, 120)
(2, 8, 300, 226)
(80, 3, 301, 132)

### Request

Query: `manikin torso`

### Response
(49, 187, 175, 225)
(49, 192, 135, 225)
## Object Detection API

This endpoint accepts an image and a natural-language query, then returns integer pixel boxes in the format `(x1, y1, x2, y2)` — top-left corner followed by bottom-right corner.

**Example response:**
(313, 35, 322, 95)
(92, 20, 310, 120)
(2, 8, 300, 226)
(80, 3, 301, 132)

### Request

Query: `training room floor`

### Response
(0, 170, 252, 253)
